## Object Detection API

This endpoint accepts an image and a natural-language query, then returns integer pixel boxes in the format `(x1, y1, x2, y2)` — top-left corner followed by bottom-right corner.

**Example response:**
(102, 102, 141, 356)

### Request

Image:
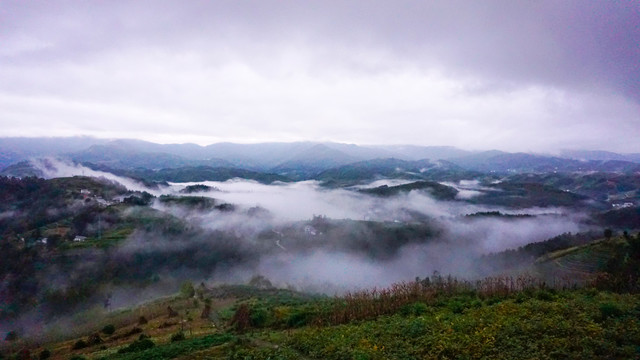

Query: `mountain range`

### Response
(1, 137, 640, 180)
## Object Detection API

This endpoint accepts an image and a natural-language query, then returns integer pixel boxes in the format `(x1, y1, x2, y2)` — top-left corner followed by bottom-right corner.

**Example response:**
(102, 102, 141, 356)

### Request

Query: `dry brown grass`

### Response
(321, 274, 588, 326)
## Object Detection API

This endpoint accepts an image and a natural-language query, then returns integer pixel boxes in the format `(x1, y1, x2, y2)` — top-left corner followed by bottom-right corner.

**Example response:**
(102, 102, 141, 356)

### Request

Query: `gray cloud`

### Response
(1, 1, 638, 151)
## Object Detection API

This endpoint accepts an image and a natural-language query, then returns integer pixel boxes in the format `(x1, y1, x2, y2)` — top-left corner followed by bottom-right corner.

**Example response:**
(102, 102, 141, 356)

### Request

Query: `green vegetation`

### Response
(116, 337, 155, 354)
(158, 195, 234, 211)
(480, 231, 602, 273)
(38, 348, 51, 359)
(60, 226, 135, 250)
(1, 166, 639, 359)
(102, 325, 116, 336)
(179, 184, 217, 193)
(597, 206, 640, 228)
(217, 270, 640, 359)
(99, 333, 235, 360)
(506, 172, 640, 202)
(170, 331, 185, 342)
(316, 158, 476, 187)
(268, 290, 639, 360)
(252, 217, 441, 261)
(464, 211, 533, 219)
(180, 281, 196, 298)
(317, 158, 426, 187)
(72, 339, 88, 350)
(360, 181, 458, 200)
(3, 270, 640, 359)
(468, 182, 588, 208)
(120, 166, 291, 184)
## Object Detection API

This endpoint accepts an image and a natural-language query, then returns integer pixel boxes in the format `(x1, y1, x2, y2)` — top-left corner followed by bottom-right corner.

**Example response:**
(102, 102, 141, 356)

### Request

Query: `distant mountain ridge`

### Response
(449, 152, 640, 173)
(0, 136, 110, 169)
(560, 149, 640, 163)
(315, 158, 475, 187)
(1, 137, 640, 177)
(270, 144, 360, 180)
(72, 142, 233, 169)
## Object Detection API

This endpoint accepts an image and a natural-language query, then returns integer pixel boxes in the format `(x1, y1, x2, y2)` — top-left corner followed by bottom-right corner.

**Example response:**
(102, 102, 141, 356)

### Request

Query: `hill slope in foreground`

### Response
(3, 236, 640, 360)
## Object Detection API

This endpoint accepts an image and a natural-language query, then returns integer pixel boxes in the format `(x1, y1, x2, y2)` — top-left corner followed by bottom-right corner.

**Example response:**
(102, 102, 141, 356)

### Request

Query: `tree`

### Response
(101, 324, 115, 336)
(4, 330, 17, 341)
(604, 228, 613, 241)
(248, 275, 273, 289)
(39, 349, 51, 359)
(200, 298, 211, 319)
(180, 281, 195, 298)
(229, 303, 251, 332)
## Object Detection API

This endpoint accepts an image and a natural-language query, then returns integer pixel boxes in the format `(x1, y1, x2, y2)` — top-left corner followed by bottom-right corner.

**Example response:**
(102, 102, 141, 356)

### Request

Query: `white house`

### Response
(304, 225, 317, 236)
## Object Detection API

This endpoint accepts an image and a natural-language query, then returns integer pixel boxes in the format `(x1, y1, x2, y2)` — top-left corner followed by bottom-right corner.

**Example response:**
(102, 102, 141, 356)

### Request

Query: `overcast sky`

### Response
(1, 1, 639, 152)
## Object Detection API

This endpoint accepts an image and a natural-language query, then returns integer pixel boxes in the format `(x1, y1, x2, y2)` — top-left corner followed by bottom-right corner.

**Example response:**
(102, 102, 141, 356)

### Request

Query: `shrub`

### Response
(401, 302, 429, 316)
(599, 303, 624, 320)
(535, 290, 555, 301)
(72, 339, 87, 350)
(87, 333, 103, 345)
(39, 349, 51, 359)
(4, 331, 17, 341)
(407, 318, 428, 337)
(230, 304, 251, 332)
(448, 300, 465, 314)
(124, 327, 143, 337)
(180, 281, 195, 298)
(138, 316, 148, 325)
(250, 307, 270, 327)
(117, 338, 155, 354)
(484, 297, 503, 306)
(286, 309, 313, 328)
(15, 349, 30, 360)
(159, 321, 177, 329)
(101, 324, 115, 335)
(171, 331, 186, 342)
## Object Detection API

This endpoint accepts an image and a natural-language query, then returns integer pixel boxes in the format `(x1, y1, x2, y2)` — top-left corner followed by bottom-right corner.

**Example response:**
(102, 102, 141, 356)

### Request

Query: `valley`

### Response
(0, 139, 639, 359)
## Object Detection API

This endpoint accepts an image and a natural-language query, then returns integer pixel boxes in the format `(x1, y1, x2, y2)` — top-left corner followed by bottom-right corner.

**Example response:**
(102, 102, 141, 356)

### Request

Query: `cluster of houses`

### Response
(612, 202, 635, 209)
(32, 235, 87, 246)
(80, 188, 116, 206)
(14, 187, 124, 248)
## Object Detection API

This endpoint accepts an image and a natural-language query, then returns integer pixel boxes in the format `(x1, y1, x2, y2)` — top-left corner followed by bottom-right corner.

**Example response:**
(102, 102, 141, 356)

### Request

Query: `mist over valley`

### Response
(1, 141, 638, 345)
(2, 1, 640, 356)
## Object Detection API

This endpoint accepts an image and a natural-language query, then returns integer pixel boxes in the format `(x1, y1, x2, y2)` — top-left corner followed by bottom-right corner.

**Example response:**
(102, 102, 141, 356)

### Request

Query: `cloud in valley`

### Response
(150, 179, 588, 291)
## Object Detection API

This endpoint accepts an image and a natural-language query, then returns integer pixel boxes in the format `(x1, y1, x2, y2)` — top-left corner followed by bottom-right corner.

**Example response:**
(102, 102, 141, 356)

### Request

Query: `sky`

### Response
(1, 1, 639, 152)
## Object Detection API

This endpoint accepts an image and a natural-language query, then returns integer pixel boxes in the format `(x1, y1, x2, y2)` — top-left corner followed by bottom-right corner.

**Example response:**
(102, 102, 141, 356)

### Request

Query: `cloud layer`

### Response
(1, 1, 639, 152)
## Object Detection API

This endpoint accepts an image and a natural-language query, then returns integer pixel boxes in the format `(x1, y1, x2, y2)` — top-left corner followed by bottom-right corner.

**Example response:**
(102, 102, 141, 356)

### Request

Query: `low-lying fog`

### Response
(38, 159, 588, 293)
(1, 159, 595, 337)
(157, 180, 583, 290)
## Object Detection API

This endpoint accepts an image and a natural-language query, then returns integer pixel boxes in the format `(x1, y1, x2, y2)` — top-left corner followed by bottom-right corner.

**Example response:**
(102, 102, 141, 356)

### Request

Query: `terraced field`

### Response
(534, 238, 622, 282)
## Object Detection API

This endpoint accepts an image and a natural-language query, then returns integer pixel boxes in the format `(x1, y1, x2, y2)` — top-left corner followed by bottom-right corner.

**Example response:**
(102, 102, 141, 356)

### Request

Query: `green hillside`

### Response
(116, 166, 291, 184)
(4, 275, 639, 360)
(468, 182, 589, 208)
(359, 181, 458, 200)
(4, 236, 640, 359)
(534, 238, 622, 279)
